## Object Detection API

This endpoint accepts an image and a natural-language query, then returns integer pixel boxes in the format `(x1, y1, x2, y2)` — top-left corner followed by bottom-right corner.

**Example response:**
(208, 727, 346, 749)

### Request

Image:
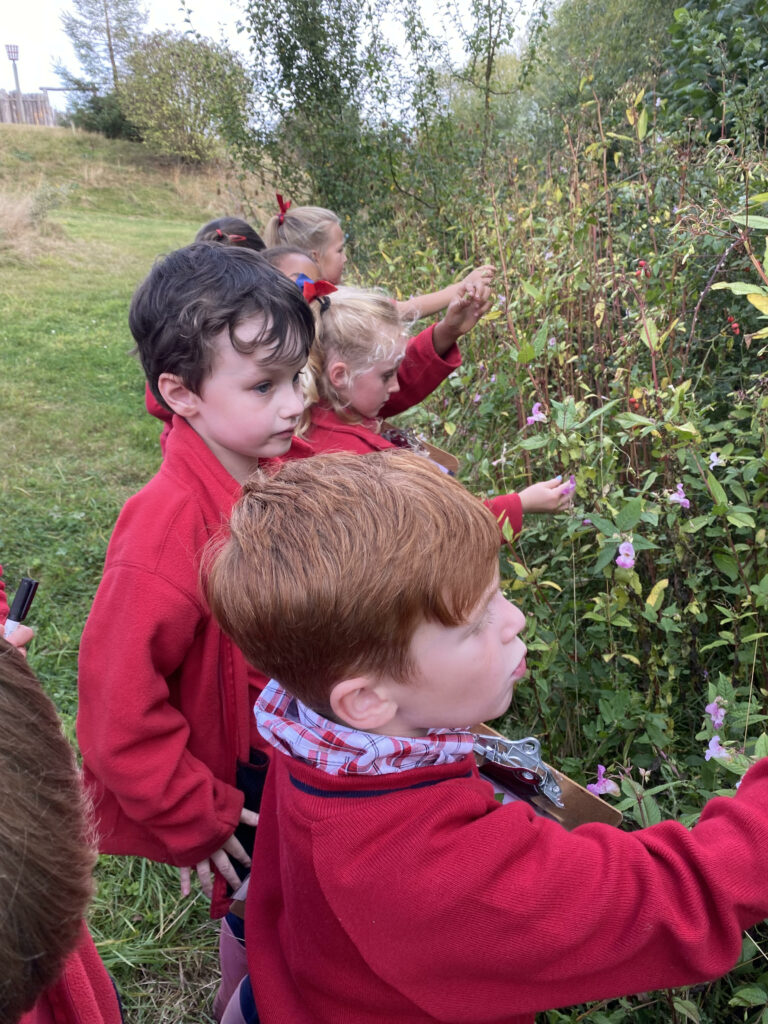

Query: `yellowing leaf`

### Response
(747, 293, 768, 314)
(646, 578, 669, 610)
(443, 421, 456, 436)
(594, 299, 605, 327)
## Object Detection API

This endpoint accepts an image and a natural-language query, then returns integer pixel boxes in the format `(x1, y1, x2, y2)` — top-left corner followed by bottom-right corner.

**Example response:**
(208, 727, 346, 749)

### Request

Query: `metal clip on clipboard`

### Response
(473, 734, 564, 808)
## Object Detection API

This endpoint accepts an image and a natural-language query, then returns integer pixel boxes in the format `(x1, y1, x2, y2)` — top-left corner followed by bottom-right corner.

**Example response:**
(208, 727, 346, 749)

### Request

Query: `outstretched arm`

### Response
(396, 265, 496, 324)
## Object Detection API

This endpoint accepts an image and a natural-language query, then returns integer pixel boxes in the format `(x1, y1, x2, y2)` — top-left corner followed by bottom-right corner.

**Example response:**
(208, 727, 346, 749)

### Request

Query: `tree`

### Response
(120, 32, 252, 163)
(56, 0, 147, 94)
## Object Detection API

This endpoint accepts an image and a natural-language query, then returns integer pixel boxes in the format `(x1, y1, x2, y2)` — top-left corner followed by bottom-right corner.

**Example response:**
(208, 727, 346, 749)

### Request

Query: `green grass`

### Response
(0, 124, 241, 1022)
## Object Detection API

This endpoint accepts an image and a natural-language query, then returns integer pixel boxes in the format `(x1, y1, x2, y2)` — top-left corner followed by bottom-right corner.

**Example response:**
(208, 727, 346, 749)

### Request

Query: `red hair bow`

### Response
(303, 279, 337, 303)
(276, 193, 291, 225)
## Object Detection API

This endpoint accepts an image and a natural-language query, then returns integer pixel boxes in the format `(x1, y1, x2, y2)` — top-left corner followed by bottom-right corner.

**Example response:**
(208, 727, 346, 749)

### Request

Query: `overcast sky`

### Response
(1, 0, 245, 110)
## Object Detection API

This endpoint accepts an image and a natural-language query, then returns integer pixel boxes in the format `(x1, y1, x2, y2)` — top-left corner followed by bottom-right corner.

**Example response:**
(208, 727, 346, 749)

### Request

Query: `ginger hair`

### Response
(0, 640, 96, 1022)
(206, 450, 500, 713)
(298, 286, 404, 433)
(263, 204, 340, 254)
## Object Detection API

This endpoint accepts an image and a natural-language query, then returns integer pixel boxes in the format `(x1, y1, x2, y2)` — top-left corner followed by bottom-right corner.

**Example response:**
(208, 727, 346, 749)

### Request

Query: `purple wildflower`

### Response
(668, 483, 690, 509)
(709, 451, 724, 469)
(473, 393, 481, 404)
(490, 374, 496, 384)
(705, 695, 726, 730)
(586, 765, 620, 797)
(582, 518, 592, 526)
(562, 474, 576, 496)
(526, 402, 547, 425)
(615, 541, 635, 570)
(704, 735, 731, 762)
(547, 337, 557, 349)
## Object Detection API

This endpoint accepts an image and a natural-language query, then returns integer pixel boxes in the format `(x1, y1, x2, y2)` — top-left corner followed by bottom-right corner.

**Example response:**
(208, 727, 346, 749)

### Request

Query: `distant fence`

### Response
(0, 89, 55, 126)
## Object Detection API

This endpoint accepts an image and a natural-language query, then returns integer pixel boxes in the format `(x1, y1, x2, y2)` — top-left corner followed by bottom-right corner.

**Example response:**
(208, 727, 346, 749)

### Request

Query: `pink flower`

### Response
(668, 483, 690, 509)
(705, 696, 726, 730)
(586, 764, 620, 797)
(526, 402, 547, 425)
(704, 735, 731, 761)
(561, 474, 576, 496)
(615, 541, 635, 570)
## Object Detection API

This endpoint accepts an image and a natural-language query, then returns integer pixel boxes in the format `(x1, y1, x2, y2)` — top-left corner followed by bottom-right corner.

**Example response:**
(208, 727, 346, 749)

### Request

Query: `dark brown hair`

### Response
(129, 242, 315, 410)
(195, 217, 266, 251)
(0, 640, 95, 1021)
(206, 451, 500, 711)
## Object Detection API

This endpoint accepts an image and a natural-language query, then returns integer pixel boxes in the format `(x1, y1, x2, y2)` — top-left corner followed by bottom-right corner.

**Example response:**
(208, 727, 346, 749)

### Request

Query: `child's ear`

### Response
(330, 677, 398, 732)
(157, 373, 201, 418)
(327, 359, 350, 393)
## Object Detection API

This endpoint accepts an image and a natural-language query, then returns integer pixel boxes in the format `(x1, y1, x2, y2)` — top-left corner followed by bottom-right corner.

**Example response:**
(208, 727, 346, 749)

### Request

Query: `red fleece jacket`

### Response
(245, 750, 768, 1023)
(77, 418, 310, 915)
(299, 324, 522, 536)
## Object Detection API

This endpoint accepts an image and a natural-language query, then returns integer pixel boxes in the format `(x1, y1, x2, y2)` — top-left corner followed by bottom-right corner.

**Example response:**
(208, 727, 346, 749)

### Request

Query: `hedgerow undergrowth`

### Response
(358, 89, 768, 1022)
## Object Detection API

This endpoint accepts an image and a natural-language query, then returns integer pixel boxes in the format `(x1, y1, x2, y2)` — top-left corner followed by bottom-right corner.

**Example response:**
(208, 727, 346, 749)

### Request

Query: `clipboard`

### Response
(380, 420, 460, 475)
(474, 722, 623, 830)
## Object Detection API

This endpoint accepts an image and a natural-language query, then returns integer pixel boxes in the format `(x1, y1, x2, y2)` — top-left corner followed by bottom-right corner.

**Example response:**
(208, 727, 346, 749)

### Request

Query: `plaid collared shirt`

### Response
(256, 679, 475, 776)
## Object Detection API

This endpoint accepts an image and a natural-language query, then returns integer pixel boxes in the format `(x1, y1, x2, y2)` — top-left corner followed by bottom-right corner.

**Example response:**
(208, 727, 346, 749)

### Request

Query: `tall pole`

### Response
(5, 45, 24, 124)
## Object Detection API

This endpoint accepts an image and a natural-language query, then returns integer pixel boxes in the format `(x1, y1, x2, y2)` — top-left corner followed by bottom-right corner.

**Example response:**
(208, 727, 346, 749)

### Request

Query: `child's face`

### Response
(382, 573, 528, 736)
(190, 315, 305, 482)
(314, 222, 347, 284)
(341, 336, 407, 420)
(276, 253, 320, 283)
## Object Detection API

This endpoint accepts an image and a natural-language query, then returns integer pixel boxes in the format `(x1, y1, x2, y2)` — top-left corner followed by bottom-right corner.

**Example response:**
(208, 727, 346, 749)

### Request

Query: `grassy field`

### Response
(0, 123, 275, 1022)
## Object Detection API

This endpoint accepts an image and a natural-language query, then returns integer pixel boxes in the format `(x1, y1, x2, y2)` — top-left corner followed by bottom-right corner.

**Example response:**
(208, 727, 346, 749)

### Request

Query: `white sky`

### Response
(1, 0, 245, 110)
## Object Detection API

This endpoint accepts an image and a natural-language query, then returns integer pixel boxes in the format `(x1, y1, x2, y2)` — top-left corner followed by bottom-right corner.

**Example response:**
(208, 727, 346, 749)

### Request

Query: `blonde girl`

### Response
(298, 286, 574, 531)
(264, 194, 495, 320)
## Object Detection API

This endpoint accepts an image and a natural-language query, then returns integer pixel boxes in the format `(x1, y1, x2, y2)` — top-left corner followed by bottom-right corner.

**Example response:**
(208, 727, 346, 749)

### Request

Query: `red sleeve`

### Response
(484, 492, 523, 541)
(316, 758, 768, 1020)
(381, 324, 461, 417)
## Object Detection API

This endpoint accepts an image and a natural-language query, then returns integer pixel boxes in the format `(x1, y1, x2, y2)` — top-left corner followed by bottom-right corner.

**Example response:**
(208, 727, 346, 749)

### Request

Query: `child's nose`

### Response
(283, 386, 304, 419)
(500, 600, 526, 641)
(388, 377, 400, 394)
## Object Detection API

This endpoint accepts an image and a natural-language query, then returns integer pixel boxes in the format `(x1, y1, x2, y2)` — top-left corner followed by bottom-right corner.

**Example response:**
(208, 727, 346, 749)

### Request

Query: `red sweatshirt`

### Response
(18, 925, 123, 1024)
(245, 750, 768, 1023)
(77, 417, 310, 915)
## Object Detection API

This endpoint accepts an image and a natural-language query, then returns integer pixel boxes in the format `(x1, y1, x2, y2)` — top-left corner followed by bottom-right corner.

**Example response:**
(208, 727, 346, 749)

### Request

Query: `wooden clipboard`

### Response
(380, 420, 460, 475)
(474, 722, 623, 830)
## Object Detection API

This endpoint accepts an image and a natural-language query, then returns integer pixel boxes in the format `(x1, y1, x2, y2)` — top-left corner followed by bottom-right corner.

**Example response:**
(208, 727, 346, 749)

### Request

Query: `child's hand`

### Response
(179, 806, 260, 899)
(433, 289, 493, 353)
(3, 624, 34, 658)
(457, 265, 496, 297)
(519, 476, 575, 514)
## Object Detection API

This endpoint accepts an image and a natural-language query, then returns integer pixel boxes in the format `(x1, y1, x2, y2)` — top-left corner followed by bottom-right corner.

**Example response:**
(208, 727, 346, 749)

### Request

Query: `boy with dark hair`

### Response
(209, 450, 768, 1024)
(77, 243, 315, 919)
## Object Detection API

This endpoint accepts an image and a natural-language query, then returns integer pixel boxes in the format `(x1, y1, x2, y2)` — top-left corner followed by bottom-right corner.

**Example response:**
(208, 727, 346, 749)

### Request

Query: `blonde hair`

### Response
(206, 451, 500, 712)
(263, 204, 340, 254)
(299, 286, 403, 432)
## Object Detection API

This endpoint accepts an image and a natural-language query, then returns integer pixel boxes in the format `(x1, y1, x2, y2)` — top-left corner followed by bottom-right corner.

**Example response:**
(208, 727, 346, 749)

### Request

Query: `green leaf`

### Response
(726, 511, 756, 528)
(707, 471, 728, 507)
(615, 497, 644, 532)
(729, 985, 768, 1007)
(729, 214, 768, 231)
(443, 421, 456, 436)
(672, 997, 701, 1023)
(585, 513, 618, 537)
(520, 280, 543, 302)
(712, 281, 768, 295)
(713, 553, 739, 581)
(637, 106, 648, 140)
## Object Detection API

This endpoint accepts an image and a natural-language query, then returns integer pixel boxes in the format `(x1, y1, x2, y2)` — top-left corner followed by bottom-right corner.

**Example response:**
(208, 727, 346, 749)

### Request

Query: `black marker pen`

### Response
(4, 577, 39, 638)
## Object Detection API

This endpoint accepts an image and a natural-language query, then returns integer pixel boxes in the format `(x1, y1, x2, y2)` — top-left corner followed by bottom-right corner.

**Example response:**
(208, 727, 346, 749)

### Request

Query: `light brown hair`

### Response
(0, 640, 96, 1021)
(263, 204, 340, 253)
(206, 451, 500, 712)
(298, 286, 404, 432)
